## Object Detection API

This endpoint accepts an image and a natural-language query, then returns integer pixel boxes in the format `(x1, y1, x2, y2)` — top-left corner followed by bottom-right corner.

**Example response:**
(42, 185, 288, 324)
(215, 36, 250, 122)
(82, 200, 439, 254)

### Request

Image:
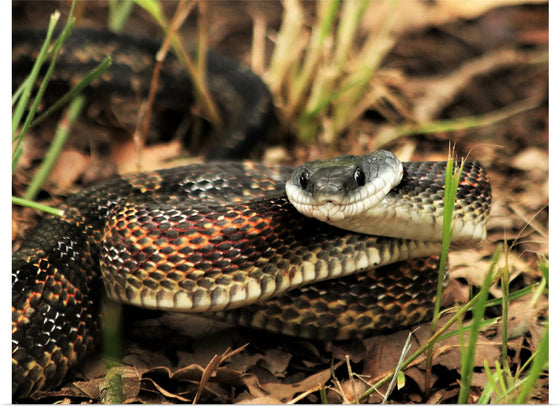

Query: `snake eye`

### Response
(299, 170, 309, 190)
(354, 167, 366, 187)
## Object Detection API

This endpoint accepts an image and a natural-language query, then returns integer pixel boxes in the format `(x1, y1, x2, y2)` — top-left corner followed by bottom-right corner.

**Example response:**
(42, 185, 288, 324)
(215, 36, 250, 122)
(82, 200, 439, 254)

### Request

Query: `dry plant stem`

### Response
(332, 0, 397, 135)
(137, 0, 222, 132)
(375, 97, 541, 148)
(345, 355, 358, 402)
(284, 0, 339, 121)
(173, 41, 222, 134)
(143, 376, 190, 402)
(330, 361, 347, 403)
(192, 345, 248, 404)
(134, 0, 194, 171)
(249, 6, 267, 75)
(193, 353, 220, 404)
(410, 48, 547, 122)
(266, 0, 305, 96)
(508, 202, 549, 240)
(287, 384, 323, 404)
(196, 0, 208, 86)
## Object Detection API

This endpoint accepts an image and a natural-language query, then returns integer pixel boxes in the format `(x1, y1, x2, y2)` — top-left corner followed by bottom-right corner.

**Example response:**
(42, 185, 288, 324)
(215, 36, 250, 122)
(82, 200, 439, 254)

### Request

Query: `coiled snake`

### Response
(12, 30, 491, 399)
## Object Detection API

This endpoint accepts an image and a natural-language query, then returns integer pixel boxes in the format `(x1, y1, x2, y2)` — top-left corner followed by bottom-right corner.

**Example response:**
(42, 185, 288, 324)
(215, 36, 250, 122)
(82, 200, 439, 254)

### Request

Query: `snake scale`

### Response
(12, 29, 491, 399)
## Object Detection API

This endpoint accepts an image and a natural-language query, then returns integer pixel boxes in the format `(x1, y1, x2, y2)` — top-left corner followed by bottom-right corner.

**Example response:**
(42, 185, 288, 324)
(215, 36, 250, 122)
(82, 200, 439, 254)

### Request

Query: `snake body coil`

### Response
(12, 30, 491, 400)
(13, 159, 490, 399)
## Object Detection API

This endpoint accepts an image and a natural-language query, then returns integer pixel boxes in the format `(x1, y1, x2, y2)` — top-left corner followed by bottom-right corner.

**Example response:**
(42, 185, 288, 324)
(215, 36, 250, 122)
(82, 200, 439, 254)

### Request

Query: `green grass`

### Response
(12, 0, 111, 205)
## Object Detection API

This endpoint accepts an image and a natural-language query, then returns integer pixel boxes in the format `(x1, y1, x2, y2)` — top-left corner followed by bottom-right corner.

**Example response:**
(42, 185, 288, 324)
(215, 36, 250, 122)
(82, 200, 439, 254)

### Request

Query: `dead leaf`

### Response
(258, 364, 339, 402)
(328, 339, 367, 364)
(511, 147, 548, 172)
(426, 387, 459, 404)
(113, 139, 183, 174)
(236, 395, 284, 404)
(259, 348, 292, 375)
(47, 149, 89, 189)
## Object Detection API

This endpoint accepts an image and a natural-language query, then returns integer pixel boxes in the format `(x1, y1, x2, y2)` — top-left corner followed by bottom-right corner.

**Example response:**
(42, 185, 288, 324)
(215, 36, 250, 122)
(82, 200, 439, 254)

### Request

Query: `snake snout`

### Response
(314, 187, 344, 204)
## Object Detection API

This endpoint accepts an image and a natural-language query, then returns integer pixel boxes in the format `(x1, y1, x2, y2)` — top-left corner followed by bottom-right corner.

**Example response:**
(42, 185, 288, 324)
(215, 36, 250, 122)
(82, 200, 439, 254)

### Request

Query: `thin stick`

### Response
(134, 0, 195, 170)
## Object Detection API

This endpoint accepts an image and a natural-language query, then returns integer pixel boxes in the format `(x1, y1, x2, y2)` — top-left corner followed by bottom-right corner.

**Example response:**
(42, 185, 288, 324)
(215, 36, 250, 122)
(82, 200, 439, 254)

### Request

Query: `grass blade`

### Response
(358, 248, 502, 402)
(12, 12, 60, 137)
(478, 360, 502, 403)
(108, 0, 134, 32)
(23, 95, 85, 201)
(424, 149, 461, 392)
(457, 249, 500, 403)
(12, 197, 63, 217)
(514, 323, 548, 403)
(13, 2, 77, 171)
(29, 56, 112, 129)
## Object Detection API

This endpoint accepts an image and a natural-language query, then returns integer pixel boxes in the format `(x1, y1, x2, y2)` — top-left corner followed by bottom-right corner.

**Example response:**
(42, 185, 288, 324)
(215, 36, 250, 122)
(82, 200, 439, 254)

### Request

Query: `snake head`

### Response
(286, 150, 403, 223)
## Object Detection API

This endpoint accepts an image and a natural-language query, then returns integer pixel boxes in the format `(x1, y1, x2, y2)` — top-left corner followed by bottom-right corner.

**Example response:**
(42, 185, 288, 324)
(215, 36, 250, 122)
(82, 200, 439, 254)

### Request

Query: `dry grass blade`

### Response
(382, 331, 412, 403)
(192, 344, 248, 403)
(134, 0, 195, 171)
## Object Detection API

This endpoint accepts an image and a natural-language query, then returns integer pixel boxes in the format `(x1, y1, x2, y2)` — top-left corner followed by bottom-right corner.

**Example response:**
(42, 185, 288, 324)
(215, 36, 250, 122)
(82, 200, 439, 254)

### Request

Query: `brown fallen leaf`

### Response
(113, 139, 183, 174)
(236, 395, 285, 404)
(72, 365, 141, 401)
(511, 147, 548, 172)
(253, 364, 340, 403)
(47, 149, 89, 190)
(259, 348, 292, 376)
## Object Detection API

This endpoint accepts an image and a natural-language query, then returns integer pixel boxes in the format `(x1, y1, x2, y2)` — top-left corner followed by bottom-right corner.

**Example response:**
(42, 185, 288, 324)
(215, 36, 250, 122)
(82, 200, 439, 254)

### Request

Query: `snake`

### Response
(12, 29, 491, 400)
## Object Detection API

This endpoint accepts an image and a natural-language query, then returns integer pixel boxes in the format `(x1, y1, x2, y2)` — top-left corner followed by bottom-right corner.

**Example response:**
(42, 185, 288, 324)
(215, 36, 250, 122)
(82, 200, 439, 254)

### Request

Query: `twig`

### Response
(193, 344, 248, 403)
(134, 0, 195, 171)
(382, 332, 412, 403)
(410, 48, 547, 122)
(287, 384, 323, 404)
